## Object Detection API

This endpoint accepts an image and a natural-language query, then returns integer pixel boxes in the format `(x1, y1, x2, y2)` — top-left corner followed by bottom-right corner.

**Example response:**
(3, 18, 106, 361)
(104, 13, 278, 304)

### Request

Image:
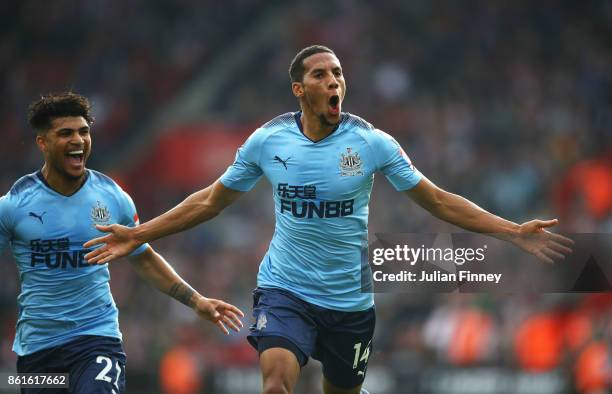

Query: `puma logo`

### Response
(274, 156, 290, 170)
(29, 211, 46, 224)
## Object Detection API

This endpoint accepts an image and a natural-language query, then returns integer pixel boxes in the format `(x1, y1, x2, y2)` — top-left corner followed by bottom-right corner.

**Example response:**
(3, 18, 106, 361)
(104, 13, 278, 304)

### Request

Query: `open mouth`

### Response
(66, 150, 84, 166)
(329, 95, 340, 114)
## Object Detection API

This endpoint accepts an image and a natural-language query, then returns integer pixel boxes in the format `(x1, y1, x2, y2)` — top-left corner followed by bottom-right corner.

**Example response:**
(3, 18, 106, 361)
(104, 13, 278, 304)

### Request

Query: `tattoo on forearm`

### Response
(169, 283, 196, 308)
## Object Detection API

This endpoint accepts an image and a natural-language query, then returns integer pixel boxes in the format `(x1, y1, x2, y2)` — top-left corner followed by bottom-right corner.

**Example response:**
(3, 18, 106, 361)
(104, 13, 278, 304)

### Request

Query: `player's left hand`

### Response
(511, 219, 574, 264)
(84, 224, 141, 264)
(193, 297, 245, 335)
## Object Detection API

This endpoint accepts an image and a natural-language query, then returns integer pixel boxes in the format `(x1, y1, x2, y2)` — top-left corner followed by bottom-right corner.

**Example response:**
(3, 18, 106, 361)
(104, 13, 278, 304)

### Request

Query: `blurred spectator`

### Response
(160, 345, 203, 394)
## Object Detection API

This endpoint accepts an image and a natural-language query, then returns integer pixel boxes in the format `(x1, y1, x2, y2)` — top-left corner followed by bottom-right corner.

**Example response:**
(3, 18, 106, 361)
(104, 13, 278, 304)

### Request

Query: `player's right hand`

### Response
(83, 224, 141, 264)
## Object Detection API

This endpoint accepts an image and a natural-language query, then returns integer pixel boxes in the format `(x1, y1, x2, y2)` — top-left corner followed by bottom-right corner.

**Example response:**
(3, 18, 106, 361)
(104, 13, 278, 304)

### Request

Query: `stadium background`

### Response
(1, 1, 611, 393)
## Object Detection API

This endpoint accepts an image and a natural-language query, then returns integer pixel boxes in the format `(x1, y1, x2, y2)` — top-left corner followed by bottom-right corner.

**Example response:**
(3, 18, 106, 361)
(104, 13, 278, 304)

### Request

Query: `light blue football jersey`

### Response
(220, 112, 422, 311)
(0, 169, 148, 356)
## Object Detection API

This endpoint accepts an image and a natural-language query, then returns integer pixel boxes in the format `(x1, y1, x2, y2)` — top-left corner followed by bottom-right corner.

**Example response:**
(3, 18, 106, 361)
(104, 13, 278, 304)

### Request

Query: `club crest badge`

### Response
(256, 312, 267, 331)
(91, 201, 111, 225)
(339, 147, 363, 176)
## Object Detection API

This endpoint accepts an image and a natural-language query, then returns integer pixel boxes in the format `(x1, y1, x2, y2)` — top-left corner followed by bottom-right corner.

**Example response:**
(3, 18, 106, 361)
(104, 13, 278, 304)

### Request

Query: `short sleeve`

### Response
(0, 194, 12, 252)
(117, 188, 148, 256)
(370, 129, 423, 191)
(219, 129, 265, 192)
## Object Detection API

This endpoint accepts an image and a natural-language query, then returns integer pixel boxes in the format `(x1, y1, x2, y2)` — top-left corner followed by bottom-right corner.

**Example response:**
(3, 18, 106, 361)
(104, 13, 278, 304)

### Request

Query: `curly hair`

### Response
(28, 92, 94, 133)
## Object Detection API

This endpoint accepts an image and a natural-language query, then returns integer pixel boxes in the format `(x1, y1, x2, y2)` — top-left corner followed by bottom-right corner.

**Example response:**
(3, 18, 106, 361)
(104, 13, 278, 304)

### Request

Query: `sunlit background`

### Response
(1, 1, 611, 393)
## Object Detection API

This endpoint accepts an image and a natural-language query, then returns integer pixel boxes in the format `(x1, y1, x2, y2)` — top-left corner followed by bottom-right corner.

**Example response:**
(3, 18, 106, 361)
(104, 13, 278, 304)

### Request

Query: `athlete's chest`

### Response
(13, 188, 121, 245)
(261, 134, 375, 200)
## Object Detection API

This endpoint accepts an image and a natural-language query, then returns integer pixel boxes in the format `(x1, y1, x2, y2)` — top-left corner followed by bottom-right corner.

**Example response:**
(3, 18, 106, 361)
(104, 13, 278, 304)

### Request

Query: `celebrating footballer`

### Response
(85, 46, 573, 394)
(0, 93, 244, 394)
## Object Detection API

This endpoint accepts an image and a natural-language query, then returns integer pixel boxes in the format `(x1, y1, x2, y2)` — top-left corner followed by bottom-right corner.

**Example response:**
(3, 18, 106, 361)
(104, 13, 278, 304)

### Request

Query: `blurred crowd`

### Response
(0, 0, 273, 190)
(1, 1, 611, 393)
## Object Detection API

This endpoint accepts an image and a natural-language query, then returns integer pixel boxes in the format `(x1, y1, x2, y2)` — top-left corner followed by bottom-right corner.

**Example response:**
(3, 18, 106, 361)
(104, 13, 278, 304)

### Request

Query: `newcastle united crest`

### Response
(339, 147, 363, 176)
(91, 201, 111, 225)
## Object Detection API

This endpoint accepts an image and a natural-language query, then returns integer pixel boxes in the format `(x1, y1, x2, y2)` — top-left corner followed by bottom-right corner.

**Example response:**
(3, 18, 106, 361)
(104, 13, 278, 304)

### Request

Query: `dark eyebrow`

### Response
(309, 66, 342, 74)
(57, 126, 90, 133)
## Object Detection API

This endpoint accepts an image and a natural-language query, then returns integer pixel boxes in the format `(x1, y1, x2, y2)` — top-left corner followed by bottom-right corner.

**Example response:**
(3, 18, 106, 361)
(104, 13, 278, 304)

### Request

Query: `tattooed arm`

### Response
(128, 247, 244, 334)
(168, 282, 197, 308)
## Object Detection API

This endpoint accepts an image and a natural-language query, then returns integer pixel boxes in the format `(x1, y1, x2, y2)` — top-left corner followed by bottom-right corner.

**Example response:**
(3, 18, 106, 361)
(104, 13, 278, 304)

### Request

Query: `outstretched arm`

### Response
(128, 246, 244, 334)
(406, 177, 573, 263)
(85, 180, 243, 264)
(133, 180, 243, 241)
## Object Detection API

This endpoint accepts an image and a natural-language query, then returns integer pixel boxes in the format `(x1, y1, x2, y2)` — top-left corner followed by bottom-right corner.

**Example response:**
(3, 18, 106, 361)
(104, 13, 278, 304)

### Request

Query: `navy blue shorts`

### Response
(247, 287, 375, 389)
(17, 335, 126, 394)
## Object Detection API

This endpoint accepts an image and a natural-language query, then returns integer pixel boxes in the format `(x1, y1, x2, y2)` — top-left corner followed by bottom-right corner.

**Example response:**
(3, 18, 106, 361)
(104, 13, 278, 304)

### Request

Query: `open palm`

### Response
(512, 219, 574, 264)
(193, 297, 245, 335)
(84, 224, 140, 264)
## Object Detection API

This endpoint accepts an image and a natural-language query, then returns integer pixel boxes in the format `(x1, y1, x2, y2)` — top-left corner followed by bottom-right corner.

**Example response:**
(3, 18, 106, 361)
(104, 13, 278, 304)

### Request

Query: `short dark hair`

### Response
(28, 92, 94, 133)
(289, 45, 335, 83)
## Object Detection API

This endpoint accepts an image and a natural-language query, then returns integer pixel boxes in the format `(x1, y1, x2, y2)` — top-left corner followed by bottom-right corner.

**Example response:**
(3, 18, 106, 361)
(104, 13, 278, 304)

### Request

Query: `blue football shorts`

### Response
(247, 287, 375, 389)
(17, 335, 126, 394)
